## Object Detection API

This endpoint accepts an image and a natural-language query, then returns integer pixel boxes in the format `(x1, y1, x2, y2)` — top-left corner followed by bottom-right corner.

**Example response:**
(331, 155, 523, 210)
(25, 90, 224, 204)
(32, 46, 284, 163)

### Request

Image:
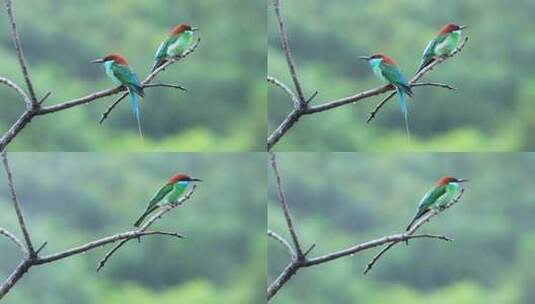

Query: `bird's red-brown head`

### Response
(166, 173, 202, 185)
(170, 23, 198, 35)
(91, 53, 128, 65)
(359, 53, 397, 65)
(438, 23, 467, 35)
(437, 176, 468, 186)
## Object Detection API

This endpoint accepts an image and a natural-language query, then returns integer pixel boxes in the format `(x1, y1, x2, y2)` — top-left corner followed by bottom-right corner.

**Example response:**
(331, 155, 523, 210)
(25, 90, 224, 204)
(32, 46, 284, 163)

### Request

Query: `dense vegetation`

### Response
(0, 153, 266, 303)
(269, 153, 535, 303)
(269, 0, 535, 151)
(0, 0, 265, 151)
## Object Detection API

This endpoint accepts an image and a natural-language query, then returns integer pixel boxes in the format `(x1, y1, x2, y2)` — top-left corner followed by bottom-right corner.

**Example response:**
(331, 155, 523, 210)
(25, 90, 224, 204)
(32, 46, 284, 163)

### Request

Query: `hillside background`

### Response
(269, 0, 535, 151)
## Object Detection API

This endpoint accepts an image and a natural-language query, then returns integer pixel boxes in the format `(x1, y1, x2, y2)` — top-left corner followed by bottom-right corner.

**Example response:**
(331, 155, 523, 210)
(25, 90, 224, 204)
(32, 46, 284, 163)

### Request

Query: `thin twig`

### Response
(1, 152, 35, 255)
(268, 229, 296, 259)
(96, 231, 184, 272)
(0, 76, 30, 105)
(0, 227, 26, 254)
(267, 76, 299, 107)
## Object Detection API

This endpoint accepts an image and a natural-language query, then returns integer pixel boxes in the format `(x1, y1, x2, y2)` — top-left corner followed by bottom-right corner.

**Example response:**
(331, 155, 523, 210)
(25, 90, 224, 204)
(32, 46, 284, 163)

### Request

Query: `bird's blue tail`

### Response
(127, 87, 144, 142)
(396, 87, 411, 146)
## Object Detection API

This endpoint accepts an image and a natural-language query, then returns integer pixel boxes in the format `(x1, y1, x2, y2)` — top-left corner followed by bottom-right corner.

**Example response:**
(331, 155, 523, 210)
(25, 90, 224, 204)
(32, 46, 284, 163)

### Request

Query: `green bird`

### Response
(151, 23, 198, 72)
(406, 176, 467, 231)
(416, 23, 467, 73)
(134, 173, 202, 227)
(91, 53, 144, 140)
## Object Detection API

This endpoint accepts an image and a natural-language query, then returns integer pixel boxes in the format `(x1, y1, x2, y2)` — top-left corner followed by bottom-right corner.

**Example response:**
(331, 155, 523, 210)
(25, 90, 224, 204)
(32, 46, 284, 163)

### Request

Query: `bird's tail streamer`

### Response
(396, 87, 411, 146)
(128, 87, 144, 143)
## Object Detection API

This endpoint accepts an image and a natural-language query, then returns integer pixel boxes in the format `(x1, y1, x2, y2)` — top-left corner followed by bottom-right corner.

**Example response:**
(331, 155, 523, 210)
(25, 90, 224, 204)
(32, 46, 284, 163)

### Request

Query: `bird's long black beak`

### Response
(459, 25, 468, 30)
(191, 27, 199, 32)
(190, 178, 202, 182)
(358, 56, 371, 61)
(91, 58, 105, 64)
(456, 178, 468, 183)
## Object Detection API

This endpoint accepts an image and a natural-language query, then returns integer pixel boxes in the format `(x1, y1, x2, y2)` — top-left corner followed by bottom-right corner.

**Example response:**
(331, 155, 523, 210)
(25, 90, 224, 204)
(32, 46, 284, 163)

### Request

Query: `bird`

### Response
(91, 53, 145, 140)
(133, 173, 202, 227)
(406, 176, 468, 232)
(151, 23, 198, 72)
(416, 23, 468, 73)
(359, 53, 413, 143)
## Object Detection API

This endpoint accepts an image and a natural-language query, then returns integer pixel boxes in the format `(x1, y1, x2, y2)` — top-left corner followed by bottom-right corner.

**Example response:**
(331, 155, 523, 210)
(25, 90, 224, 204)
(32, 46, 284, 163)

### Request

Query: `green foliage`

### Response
(0, 0, 265, 151)
(268, 0, 535, 151)
(0, 153, 265, 304)
(269, 154, 535, 303)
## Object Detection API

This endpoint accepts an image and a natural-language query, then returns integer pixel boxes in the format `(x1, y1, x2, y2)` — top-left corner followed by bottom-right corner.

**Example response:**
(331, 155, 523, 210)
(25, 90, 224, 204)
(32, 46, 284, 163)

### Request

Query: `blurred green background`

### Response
(268, 0, 535, 151)
(0, 153, 266, 303)
(269, 153, 535, 303)
(0, 0, 265, 151)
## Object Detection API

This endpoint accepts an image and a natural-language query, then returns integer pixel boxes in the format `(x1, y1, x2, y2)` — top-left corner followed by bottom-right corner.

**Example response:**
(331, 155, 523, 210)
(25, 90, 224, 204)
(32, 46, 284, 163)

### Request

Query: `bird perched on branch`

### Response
(360, 53, 413, 143)
(91, 53, 144, 140)
(151, 23, 198, 72)
(416, 23, 467, 73)
(406, 176, 468, 232)
(134, 173, 202, 227)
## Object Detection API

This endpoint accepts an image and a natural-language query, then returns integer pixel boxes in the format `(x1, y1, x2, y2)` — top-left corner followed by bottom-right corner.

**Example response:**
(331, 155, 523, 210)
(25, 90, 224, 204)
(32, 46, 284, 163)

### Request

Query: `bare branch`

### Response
(268, 229, 296, 259)
(272, 0, 306, 106)
(0, 227, 25, 254)
(4, 0, 38, 106)
(268, 76, 299, 108)
(0, 76, 30, 105)
(1, 152, 35, 255)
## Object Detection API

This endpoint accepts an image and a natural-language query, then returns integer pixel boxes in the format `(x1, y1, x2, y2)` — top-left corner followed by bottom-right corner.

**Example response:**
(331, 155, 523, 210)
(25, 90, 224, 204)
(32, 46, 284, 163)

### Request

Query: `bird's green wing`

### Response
(417, 34, 448, 72)
(111, 64, 143, 96)
(380, 62, 412, 95)
(417, 185, 447, 214)
(147, 184, 174, 208)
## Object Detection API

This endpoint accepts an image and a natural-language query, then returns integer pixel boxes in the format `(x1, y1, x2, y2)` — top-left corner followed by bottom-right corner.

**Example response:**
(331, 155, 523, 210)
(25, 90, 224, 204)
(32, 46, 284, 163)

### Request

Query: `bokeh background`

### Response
(0, 153, 266, 304)
(0, 0, 265, 151)
(268, 0, 535, 151)
(269, 153, 535, 303)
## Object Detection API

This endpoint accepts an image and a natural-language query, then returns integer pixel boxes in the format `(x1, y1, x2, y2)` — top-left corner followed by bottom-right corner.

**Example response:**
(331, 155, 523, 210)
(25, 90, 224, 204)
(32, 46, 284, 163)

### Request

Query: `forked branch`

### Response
(0, 153, 197, 300)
